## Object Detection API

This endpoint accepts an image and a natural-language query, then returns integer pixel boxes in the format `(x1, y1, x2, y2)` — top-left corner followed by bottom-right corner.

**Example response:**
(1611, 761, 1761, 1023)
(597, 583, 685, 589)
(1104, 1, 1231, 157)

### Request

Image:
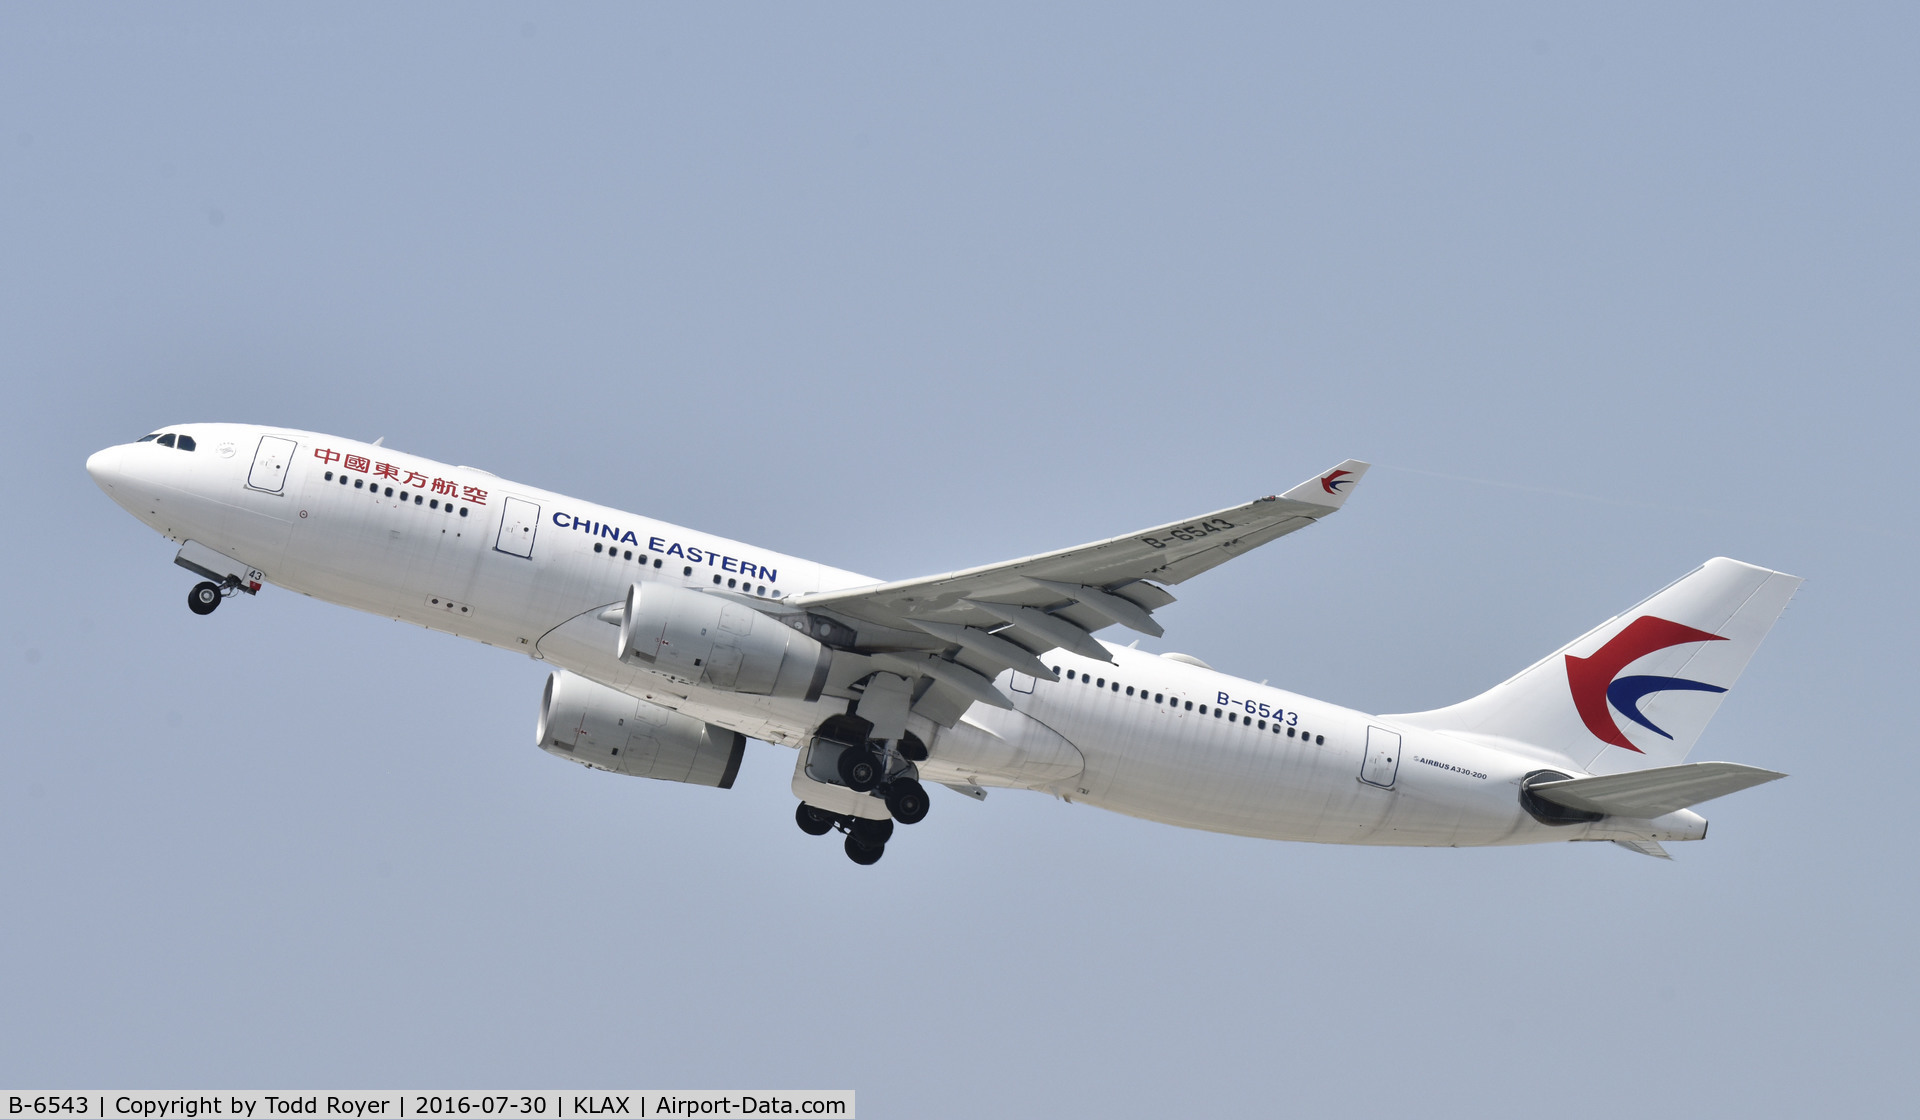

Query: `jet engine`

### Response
(616, 582, 832, 701)
(536, 670, 745, 788)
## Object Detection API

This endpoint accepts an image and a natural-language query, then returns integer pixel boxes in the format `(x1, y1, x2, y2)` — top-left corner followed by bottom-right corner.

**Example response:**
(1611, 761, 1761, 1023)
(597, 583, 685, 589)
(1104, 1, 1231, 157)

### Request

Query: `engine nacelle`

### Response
(536, 670, 745, 788)
(616, 582, 832, 701)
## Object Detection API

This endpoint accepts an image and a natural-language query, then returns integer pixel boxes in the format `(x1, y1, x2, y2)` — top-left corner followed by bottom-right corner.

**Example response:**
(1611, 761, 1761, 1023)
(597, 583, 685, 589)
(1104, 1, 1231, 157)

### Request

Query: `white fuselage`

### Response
(87, 423, 1682, 850)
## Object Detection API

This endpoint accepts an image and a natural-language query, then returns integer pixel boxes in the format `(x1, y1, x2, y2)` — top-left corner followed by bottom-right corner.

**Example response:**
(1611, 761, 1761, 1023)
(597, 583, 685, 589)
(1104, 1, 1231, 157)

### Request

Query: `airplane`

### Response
(85, 424, 1801, 864)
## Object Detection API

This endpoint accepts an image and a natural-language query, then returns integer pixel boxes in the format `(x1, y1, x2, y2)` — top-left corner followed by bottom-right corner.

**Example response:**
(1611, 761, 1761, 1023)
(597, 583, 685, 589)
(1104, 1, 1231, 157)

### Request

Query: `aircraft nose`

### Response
(86, 444, 127, 492)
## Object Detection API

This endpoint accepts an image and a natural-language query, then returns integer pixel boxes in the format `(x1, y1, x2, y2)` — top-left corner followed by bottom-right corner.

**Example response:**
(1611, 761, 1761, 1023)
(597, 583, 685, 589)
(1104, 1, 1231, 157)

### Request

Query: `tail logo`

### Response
(1319, 469, 1355, 495)
(1565, 616, 1727, 752)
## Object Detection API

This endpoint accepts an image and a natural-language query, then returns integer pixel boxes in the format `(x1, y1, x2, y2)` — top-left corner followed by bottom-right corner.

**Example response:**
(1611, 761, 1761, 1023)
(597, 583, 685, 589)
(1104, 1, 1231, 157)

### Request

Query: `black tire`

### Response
(844, 835, 884, 865)
(795, 802, 836, 837)
(848, 816, 894, 848)
(885, 778, 931, 825)
(187, 581, 222, 615)
(837, 746, 881, 792)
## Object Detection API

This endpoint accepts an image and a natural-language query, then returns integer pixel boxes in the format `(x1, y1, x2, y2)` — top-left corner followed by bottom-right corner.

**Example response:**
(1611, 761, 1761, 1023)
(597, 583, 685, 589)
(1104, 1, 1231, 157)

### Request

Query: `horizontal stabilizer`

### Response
(1529, 762, 1786, 819)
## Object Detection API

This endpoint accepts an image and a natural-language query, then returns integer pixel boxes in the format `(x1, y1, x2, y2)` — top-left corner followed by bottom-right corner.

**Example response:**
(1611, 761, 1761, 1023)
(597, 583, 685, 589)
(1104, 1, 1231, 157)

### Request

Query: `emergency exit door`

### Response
(494, 496, 541, 558)
(1360, 726, 1402, 788)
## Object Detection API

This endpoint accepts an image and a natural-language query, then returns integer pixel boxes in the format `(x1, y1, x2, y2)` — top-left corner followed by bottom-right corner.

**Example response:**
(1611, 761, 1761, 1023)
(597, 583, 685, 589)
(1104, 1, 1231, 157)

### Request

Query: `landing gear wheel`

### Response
(849, 816, 894, 848)
(837, 746, 882, 792)
(187, 581, 222, 615)
(844, 835, 884, 865)
(885, 779, 931, 825)
(795, 803, 837, 837)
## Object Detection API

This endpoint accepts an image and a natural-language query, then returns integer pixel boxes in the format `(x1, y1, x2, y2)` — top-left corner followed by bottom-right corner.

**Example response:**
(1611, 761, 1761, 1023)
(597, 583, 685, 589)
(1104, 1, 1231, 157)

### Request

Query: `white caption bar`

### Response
(6, 1095, 852, 1120)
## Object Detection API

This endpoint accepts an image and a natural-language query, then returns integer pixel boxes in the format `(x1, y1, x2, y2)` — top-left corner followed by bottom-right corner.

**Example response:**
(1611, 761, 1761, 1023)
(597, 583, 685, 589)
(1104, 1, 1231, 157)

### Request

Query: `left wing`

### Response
(790, 460, 1367, 724)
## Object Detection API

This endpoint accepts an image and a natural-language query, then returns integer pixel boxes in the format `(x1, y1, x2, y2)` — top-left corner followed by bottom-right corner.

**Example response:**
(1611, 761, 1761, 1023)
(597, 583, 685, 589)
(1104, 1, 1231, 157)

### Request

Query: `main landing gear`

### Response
(796, 715, 933, 865)
(795, 791, 925, 865)
(794, 803, 899, 864)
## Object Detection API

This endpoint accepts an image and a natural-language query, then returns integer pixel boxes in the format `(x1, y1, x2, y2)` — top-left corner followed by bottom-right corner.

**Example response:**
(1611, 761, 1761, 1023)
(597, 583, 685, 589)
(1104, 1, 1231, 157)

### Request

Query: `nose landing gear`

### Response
(187, 581, 224, 615)
(176, 542, 264, 616)
(186, 575, 256, 616)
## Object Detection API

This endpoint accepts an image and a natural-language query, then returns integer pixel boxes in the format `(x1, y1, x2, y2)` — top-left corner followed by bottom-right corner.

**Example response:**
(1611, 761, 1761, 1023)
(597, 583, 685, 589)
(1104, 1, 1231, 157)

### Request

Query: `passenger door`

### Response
(1360, 726, 1402, 789)
(246, 435, 298, 494)
(494, 496, 541, 558)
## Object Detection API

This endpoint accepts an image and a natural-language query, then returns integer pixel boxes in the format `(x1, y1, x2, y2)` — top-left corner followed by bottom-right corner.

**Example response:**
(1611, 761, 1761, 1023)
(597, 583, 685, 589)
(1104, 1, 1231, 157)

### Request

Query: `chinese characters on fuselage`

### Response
(313, 447, 488, 506)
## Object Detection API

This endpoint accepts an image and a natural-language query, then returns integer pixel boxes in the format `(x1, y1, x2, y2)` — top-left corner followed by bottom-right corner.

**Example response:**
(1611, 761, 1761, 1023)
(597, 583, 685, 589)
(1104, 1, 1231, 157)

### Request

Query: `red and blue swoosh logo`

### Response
(1565, 616, 1727, 752)
(1319, 469, 1355, 495)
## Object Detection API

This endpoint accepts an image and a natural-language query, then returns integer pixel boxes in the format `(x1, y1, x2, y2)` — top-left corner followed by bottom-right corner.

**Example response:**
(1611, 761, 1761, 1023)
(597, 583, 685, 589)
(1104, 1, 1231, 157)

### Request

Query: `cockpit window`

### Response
(137, 433, 159, 442)
(176, 435, 196, 451)
(156, 433, 176, 448)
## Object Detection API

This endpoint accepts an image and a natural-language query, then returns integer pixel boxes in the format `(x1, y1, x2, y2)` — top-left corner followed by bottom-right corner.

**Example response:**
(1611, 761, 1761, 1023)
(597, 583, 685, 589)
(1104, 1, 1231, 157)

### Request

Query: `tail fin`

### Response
(1388, 558, 1802, 774)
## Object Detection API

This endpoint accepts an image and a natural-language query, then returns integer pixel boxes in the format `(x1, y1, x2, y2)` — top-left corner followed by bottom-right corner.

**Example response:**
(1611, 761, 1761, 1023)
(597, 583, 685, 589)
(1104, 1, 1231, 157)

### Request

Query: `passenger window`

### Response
(414, 495, 422, 505)
(156, 434, 175, 447)
(1214, 709, 1223, 719)
(325, 471, 334, 481)
(1184, 701, 1193, 711)
(594, 543, 604, 553)
(757, 585, 766, 595)
(459, 506, 467, 516)
(713, 575, 722, 584)
(624, 550, 633, 560)
(655, 559, 663, 569)
(429, 499, 438, 509)
(176, 435, 196, 451)
(1096, 678, 1105, 687)
(1229, 712, 1237, 723)
(354, 479, 363, 489)
(727, 578, 737, 588)
(1154, 693, 1163, 703)
(1287, 727, 1296, 737)
(1052, 667, 1062, 677)
(1257, 719, 1266, 730)
(1125, 686, 1134, 696)
(683, 566, 692, 576)
(1315, 734, 1324, 745)
(1198, 705, 1207, 715)
(339, 476, 348, 485)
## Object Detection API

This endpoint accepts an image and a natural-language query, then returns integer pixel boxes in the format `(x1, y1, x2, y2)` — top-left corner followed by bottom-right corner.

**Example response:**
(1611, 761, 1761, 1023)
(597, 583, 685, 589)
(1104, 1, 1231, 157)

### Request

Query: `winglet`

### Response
(1280, 460, 1370, 509)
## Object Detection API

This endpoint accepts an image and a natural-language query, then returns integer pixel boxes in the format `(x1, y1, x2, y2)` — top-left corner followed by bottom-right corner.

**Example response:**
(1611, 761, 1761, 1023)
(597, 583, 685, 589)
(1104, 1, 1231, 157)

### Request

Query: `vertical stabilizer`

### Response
(1387, 558, 1801, 774)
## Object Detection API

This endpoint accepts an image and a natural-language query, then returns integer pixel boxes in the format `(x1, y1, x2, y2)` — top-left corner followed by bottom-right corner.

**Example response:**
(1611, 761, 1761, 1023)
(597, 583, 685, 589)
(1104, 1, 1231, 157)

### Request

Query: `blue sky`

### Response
(3, 5, 1914, 1115)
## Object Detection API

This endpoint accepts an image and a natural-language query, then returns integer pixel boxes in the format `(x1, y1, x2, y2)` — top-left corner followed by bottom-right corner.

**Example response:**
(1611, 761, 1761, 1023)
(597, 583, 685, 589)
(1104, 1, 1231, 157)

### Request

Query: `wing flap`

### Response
(1611, 839, 1673, 860)
(1529, 762, 1786, 819)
